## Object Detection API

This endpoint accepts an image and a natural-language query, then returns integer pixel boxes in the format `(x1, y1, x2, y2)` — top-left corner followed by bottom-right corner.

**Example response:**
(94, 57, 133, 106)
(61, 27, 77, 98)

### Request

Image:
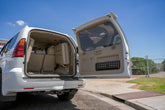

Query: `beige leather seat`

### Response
(55, 43, 69, 66)
(27, 50, 44, 72)
(42, 47, 56, 73)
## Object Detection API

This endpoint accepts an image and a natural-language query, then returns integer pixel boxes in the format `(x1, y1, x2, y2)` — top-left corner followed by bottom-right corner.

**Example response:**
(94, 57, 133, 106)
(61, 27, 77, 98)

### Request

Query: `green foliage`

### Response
(131, 57, 158, 75)
(162, 60, 165, 71)
(127, 78, 165, 94)
(148, 60, 159, 73)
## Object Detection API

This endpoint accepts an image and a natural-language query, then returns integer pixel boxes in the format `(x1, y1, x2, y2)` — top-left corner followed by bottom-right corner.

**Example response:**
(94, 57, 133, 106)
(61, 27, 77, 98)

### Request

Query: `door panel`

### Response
(79, 44, 124, 75)
(73, 12, 131, 78)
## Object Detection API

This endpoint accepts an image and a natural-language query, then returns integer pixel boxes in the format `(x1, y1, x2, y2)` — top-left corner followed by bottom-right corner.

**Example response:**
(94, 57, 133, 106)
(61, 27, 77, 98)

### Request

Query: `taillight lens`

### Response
(12, 38, 25, 57)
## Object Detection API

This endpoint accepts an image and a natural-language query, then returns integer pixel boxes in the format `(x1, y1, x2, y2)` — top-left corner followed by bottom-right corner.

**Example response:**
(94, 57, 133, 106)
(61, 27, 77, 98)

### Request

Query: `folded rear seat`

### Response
(42, 47, 56, 73)
(27, 50, 44, 73)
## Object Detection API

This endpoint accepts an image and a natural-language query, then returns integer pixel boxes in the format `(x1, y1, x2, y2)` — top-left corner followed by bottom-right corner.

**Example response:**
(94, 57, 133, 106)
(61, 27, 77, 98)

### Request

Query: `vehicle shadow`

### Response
(1, 93, 80, 110)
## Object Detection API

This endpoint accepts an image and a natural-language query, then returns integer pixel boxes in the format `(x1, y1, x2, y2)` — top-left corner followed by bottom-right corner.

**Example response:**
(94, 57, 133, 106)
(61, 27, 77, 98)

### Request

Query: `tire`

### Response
(57, 89, 78, 101)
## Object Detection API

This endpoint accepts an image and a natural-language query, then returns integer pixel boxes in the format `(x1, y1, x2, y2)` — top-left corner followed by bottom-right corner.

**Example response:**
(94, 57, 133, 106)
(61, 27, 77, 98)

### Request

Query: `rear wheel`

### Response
(57, 89, 78, 101)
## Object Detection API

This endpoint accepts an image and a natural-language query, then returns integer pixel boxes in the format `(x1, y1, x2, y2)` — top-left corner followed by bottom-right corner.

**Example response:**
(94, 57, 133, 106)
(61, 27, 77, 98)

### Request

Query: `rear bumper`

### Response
(2, 71, 85, 96)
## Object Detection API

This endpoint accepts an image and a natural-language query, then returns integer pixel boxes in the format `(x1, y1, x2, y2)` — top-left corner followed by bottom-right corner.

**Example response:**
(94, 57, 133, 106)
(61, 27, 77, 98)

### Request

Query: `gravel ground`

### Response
(0, 90, 135, 110)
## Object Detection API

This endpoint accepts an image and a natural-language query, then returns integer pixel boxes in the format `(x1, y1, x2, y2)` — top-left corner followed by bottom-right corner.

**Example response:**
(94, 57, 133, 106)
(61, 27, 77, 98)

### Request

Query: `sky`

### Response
(0, 0, 165, 62)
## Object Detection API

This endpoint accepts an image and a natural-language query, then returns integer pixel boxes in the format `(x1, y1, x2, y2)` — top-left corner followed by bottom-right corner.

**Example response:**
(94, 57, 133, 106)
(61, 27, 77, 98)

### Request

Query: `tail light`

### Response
(12, 38, 26, 57)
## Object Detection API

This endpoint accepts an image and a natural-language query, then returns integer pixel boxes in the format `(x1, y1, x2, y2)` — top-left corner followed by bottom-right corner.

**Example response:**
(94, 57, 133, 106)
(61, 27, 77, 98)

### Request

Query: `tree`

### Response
(131, 57, 158, 75)
(162, 60, 165, 71)
(131, 57, 146, 75)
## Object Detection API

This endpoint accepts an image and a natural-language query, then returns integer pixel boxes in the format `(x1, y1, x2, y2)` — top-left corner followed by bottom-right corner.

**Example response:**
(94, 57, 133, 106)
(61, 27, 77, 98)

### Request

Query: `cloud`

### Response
(7, 22, 15, 27)
(16, 20, 25, 26)
(7, 20, 26, 27)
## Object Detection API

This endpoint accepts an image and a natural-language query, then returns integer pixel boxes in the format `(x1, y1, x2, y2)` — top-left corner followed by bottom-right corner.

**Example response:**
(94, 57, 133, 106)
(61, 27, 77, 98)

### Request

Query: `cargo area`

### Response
(26, 30, 76, 76)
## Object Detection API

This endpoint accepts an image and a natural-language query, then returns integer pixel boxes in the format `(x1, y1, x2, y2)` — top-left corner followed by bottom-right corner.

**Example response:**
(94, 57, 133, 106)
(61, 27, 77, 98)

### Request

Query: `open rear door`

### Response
(73, 12, 131, 78)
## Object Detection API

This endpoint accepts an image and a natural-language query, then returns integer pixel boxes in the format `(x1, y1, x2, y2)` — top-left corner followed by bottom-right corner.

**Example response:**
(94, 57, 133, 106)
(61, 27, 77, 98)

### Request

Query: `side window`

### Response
(3, 40, 11, 53)
(8, 33, 19, 49)
(0, 41, 10, 56)
(0, 45, 6, 56)
(0, 33, 19, 55)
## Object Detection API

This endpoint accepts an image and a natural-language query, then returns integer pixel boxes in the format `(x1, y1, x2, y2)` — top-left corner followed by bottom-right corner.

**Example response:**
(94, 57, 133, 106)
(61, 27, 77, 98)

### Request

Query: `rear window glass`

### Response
(78, 22, 121, 51)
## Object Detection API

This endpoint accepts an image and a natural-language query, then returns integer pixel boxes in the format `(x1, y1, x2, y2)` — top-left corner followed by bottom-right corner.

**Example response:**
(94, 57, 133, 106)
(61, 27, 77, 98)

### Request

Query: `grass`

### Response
(127, 77, 165, 94)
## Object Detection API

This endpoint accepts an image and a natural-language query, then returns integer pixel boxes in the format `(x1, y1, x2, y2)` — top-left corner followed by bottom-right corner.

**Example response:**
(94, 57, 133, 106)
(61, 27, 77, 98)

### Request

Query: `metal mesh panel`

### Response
(96, 60, 120, 71)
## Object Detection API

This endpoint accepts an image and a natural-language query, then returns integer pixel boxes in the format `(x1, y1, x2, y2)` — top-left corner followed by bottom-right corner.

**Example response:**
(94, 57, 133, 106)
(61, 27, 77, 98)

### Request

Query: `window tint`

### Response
(1, 33, 19, 54)
(0, 46, 4, 55)
(8, 33, 19, 49)
(79, 22, 121, 51)
(4, 41, 11, 53)
(0, 47, 2, 51)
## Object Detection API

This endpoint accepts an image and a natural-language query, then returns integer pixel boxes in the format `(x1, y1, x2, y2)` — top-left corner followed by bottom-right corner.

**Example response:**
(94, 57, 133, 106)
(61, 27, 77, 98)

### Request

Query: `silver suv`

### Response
(0, 12, 131, 102)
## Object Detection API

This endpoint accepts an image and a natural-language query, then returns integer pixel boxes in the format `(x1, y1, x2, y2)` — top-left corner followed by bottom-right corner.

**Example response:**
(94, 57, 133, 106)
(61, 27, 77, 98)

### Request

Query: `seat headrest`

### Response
(47, 47, 55, 55)
(36, 50, 43, 54)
